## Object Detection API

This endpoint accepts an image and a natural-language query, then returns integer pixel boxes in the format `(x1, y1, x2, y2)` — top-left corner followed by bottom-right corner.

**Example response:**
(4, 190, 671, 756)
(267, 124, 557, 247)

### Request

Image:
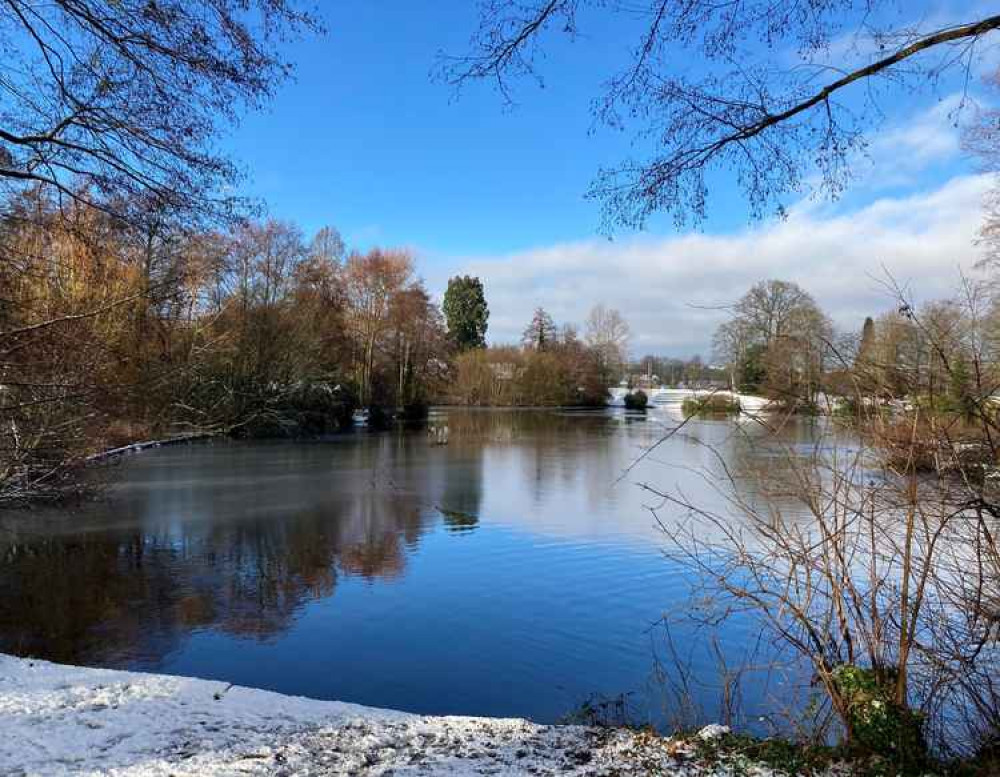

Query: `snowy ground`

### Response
(1, 654, 797, 776)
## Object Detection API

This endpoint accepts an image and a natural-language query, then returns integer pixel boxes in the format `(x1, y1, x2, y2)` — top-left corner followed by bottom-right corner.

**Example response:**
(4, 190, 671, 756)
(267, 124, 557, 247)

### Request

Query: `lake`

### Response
(0, 407, 828, 725)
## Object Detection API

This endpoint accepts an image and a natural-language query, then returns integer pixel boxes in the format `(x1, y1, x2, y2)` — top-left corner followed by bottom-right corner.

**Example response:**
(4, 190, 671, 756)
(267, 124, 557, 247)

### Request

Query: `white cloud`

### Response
(434, 174, 993, 357)
(861, 95, 965, 186)
(807, 3, 1000, 80)
(789, 93, 971, 206)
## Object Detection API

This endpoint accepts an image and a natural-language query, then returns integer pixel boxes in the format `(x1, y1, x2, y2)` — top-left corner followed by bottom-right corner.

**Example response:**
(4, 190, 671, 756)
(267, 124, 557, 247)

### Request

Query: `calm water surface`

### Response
(0, 407, 829, 724)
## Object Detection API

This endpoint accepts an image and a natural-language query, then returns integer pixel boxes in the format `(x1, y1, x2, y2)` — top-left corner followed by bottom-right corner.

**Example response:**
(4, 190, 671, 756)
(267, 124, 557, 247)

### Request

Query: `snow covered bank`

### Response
(1, 654, 804, 776)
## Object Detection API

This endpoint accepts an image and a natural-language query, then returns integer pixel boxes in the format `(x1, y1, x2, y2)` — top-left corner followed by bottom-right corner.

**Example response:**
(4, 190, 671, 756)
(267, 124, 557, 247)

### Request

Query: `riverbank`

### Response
(2, 654, 834, 776)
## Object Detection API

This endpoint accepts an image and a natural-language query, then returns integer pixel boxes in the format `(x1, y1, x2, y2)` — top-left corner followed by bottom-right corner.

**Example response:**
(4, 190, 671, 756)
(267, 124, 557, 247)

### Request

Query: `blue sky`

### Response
(225, 1, 997, 356)
(228, 2, 644, 252)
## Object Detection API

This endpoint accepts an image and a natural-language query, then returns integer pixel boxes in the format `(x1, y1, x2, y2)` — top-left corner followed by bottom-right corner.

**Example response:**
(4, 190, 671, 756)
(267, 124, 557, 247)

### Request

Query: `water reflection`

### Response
(0, 434, 475, 665)
(0, 493, 432, 666)
(0, 409, 837, 722)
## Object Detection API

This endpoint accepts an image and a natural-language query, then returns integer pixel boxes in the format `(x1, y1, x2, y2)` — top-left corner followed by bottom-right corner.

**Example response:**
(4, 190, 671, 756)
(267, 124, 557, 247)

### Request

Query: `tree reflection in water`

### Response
(0, 433, 483, 667)
(0, 410, 829, 724)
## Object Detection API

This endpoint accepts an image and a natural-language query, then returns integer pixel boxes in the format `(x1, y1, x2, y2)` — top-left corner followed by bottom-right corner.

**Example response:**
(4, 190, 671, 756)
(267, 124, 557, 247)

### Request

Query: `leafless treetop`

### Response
(0, 0, 319, 221)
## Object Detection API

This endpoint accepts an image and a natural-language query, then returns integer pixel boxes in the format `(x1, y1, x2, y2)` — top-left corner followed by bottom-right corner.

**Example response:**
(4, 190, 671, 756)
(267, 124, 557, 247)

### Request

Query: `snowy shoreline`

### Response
(1, 654, 795, 776)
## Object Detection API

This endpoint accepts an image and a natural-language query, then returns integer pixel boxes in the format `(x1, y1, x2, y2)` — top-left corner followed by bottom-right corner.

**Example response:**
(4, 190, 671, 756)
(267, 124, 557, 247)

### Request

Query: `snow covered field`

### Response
(0, 653, 804, 776)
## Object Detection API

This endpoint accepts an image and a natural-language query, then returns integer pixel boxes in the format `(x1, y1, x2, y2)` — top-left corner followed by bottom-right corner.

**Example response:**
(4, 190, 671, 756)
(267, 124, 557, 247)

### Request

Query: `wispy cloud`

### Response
(860, 95, 966, 186)
(432, 174, 991, 357)
(788, 93, 973, 210)
(806, 2, 1000, 75)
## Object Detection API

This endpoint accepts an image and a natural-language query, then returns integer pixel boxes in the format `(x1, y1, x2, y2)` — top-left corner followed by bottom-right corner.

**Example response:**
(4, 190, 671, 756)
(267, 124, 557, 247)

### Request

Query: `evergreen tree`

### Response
(522, 307, 558, 351)
(443, 275, 489, 350)
(853, 315, 878, 393)
(738, 343, 767, 393)
(857, 317, 876, 366)
(949, 354, 975, 419)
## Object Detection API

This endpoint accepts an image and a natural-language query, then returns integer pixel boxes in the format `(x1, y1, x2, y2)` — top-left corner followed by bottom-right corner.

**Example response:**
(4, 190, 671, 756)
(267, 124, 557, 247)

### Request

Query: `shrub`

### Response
(233, 381, 355, 438)
(833, 396, 881, 422)
(832, 665, 927, 771)
(366, 405, 392, 430)
(681, 394, 740, 417)
(398, 400, 429, 422)
(451, 346, 523, 406)
(624, 390, 648, 410)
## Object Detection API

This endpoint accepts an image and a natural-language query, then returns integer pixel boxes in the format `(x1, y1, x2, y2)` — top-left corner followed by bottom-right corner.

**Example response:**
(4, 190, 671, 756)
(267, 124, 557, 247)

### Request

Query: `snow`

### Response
(696, 724, 732, 742)
(0, 653, 796, 776)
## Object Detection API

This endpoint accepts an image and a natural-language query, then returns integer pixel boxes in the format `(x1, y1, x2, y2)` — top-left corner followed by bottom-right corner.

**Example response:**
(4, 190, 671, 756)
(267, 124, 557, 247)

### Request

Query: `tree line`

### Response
(661, 273, 1000, 769)
(0, 171, 642, 502)
(0, 191, 460, 502)
(705, 276, 1000, 421)
(0, 182, 634, 502)
(448, 303, 631, 406)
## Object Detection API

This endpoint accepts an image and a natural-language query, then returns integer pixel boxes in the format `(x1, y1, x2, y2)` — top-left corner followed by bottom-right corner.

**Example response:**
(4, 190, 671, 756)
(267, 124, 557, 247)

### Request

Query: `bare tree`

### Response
(0, 0, 318, 220)
(584, 304, 630, 383)
(0, 1, 319, 501)
(309, 226, 347, 265)
(388, 284, 448, 409)
(344, 249, 416, 407)
(966, 70, 1000, 270)
(713, 280, 832, 405)
(445, 2, 1000, 227)
(222, 220, 309, 388)
(645, 433, 998, 761)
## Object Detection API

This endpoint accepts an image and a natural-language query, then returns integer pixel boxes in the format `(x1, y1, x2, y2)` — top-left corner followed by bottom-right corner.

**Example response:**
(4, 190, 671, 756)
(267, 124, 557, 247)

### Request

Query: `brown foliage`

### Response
(451, 341, 606, 407)
(0, 199, 449, 502)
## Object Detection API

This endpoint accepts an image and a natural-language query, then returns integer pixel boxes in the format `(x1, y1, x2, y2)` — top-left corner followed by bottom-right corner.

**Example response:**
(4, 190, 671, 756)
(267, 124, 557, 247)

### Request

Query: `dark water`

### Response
(0, 408, 827, 724)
